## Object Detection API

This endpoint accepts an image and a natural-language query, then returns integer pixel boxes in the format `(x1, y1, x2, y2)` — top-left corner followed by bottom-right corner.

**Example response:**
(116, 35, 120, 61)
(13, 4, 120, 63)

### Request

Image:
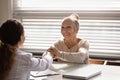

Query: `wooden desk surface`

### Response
(31, 62, 120, 80)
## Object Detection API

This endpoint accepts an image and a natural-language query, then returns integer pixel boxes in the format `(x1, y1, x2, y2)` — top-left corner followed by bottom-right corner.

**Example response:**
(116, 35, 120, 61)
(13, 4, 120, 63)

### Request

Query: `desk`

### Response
(31, 62, 120, 80)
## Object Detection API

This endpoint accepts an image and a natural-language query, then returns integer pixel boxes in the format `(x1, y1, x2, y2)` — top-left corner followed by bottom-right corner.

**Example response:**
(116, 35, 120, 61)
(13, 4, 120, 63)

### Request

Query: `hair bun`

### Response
(70, 13, 79, 20)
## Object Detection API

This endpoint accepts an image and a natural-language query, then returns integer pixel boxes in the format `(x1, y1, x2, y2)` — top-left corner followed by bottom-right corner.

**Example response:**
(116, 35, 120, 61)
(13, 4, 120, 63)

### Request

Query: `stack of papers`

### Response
(31, 69, 59, 77)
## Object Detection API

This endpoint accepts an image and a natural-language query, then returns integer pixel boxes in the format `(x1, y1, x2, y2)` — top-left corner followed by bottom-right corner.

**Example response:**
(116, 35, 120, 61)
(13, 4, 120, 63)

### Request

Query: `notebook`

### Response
(63, 65, 102, 80)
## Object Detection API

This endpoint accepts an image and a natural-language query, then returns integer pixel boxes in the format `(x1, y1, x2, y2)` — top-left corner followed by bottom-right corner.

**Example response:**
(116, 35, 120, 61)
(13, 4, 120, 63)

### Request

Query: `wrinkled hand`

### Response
(43, 51, 55, 58)
(47, 46, 60, 58)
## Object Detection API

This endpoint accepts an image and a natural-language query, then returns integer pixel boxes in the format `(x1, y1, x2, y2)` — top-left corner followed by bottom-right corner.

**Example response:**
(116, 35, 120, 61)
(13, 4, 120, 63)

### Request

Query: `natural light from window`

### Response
(16, 0, 120, 10)
(13, 0, 120, 59)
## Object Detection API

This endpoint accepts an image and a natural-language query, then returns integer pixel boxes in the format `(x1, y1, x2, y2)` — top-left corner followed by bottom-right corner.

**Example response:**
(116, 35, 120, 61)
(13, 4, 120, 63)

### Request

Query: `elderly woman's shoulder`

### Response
(78, 38, 89, 44)
(78, 38, 89, 49)
(53, 39, 64, 46)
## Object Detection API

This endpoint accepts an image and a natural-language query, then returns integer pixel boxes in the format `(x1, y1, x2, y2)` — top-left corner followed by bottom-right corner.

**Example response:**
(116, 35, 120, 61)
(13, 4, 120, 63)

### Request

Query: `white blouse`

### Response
(7, 49, 53, 80)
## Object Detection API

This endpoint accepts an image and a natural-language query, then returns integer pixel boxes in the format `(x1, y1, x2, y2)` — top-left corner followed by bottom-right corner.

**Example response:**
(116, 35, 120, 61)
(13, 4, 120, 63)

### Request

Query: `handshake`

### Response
(43, 46, 60, 59)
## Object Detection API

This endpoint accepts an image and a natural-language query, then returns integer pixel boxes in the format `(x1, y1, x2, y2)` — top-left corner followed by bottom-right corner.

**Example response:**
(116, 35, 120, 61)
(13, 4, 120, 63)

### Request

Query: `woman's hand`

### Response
(47, 46, 60, 58)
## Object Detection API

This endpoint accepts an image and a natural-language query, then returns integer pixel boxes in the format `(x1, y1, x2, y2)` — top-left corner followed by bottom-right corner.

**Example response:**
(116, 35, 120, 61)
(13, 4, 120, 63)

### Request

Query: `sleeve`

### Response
(58, 40, 89, 64)
(29, 53, 53, 71)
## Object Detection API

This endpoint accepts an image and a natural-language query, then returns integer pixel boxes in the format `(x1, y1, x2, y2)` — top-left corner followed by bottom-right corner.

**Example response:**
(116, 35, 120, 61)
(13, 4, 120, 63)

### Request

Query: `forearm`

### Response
(31, 53, 53, 71)
(58, 50, 88, 63)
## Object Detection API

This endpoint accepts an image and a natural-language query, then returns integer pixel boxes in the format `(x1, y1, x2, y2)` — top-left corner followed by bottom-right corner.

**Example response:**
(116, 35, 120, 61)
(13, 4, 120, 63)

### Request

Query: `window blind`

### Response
(13, 0, 120, 59)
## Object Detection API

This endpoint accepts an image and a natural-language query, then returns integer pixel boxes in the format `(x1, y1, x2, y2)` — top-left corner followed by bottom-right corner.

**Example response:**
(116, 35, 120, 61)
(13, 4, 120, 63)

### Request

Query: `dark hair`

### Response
(0, 19, 24, 80)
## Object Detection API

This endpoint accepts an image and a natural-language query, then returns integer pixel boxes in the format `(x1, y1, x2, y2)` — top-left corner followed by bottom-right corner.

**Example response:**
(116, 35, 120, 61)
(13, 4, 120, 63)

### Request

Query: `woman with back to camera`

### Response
(0, 19, 55, 80)
(47, 13, 89, 64)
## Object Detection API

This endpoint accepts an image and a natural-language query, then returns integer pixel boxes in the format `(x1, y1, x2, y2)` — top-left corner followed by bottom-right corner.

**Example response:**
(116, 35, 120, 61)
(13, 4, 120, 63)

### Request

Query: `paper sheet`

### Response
(31, 69, 59, 77)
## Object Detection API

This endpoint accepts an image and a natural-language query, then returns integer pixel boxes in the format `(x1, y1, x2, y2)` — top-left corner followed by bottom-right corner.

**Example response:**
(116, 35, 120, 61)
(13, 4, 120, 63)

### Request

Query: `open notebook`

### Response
(63, 65, 102, 80)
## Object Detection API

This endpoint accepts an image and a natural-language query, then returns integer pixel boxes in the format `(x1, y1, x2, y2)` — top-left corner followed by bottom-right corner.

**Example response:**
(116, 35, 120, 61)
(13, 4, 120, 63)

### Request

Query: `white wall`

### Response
(0, 0, 12, 26)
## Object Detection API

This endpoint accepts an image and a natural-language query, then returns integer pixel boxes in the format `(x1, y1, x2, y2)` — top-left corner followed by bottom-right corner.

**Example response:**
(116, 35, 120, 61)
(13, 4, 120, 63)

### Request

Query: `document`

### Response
(31, 69, 59, 77)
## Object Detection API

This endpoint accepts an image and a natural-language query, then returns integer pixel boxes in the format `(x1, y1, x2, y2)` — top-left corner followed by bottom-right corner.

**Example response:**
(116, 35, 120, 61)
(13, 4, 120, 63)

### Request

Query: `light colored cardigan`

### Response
(54, 38, 89, 64)
(7, 49, 53, 80)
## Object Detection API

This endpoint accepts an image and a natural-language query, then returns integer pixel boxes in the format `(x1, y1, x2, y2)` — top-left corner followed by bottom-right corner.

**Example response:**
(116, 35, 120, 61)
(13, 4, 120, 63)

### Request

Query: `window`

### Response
(13, 0, 120, 59)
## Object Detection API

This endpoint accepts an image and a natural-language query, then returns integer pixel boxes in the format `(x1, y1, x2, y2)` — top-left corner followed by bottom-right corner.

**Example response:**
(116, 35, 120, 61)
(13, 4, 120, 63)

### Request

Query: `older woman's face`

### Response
(61, 19, 77, 39)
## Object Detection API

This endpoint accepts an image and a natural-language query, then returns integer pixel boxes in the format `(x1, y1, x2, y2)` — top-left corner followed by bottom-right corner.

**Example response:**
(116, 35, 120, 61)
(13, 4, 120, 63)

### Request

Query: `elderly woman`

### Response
(47, 13, 89, 64)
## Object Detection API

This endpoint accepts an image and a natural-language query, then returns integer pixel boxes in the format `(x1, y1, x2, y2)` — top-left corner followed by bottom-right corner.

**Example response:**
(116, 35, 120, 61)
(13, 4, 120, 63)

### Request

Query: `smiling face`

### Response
(61, 19, 78, 40)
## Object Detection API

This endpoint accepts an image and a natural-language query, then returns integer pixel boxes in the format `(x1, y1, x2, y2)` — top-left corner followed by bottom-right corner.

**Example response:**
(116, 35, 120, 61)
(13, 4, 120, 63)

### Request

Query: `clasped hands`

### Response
(47, 46, 60, 58)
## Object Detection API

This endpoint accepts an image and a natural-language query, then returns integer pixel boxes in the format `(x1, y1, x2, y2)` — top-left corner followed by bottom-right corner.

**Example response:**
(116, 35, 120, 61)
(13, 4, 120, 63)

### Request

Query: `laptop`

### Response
(63, 65, 102, 80)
